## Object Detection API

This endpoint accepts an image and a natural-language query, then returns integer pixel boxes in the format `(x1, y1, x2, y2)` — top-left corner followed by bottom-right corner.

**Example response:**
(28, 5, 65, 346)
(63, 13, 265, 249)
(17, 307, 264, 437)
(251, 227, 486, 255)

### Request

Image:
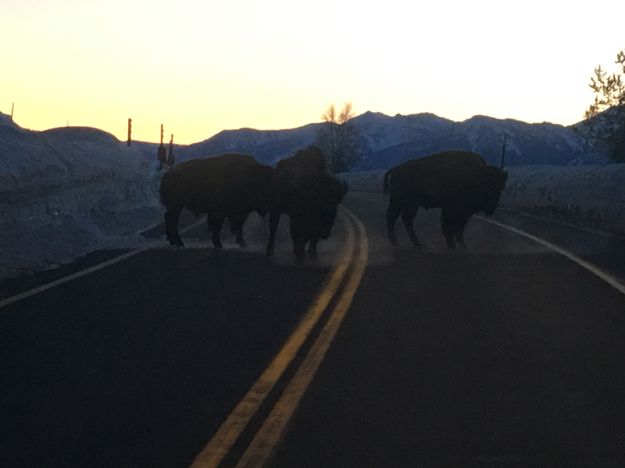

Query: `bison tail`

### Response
(383, 169, 392, 195)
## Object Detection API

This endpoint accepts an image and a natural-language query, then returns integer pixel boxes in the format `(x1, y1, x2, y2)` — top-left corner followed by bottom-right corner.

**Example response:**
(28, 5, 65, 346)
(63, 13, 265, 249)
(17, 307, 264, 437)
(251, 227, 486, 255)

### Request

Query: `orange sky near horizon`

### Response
(2, 0, 624, 144)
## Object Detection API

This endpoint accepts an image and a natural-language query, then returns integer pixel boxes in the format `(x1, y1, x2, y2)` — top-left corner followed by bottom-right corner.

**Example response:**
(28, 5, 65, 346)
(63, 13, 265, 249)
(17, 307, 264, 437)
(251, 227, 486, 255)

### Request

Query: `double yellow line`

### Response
(191, 207, 369, 468)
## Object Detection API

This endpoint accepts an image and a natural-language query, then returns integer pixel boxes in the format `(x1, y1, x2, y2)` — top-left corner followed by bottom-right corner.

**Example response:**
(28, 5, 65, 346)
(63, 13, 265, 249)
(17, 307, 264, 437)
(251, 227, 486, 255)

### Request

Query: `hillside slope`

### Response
(0, 117, 161, 278)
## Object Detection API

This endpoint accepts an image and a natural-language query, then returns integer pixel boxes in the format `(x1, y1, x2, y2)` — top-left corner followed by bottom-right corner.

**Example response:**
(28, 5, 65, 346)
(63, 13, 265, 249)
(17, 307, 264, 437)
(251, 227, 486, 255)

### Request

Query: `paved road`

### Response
(0, 212, 340, 467)
(2, 193, 625, 467)
(272, 193, 625, 467)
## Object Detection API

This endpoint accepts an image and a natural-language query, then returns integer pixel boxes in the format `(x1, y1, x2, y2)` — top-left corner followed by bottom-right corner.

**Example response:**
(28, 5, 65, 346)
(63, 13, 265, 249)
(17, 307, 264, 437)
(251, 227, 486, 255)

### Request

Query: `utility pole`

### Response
(10, 102, 14, 120)
(500, 133, 508, 169)
(167, 134, 175, 167)
(127, 118, 132, 146)
(157, 124, 167, 169)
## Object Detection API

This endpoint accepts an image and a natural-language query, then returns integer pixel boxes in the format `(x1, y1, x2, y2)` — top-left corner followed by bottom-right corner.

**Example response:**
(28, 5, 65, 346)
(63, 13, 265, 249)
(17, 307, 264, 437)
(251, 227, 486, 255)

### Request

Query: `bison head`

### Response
(480, 167, 507, 216)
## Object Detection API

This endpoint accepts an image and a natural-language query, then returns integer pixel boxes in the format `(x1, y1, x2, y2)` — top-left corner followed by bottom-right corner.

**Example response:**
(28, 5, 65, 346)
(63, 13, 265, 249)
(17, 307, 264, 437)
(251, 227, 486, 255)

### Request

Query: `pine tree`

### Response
(585, 50, 625, 162)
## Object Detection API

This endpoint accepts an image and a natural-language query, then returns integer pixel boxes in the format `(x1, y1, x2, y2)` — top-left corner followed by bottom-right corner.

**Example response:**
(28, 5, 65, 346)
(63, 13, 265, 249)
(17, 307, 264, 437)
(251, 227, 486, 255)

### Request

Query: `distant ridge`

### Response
(2, 109, 608, 168)
(0, 111, 19, 130)
(181, 123, 323, 165)
(169, 111, 606, 168)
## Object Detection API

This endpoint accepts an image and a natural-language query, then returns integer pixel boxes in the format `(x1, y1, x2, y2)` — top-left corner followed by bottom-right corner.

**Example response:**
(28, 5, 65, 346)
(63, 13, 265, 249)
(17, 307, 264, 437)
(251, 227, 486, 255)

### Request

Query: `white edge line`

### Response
(0, 249, 145, 309)
(0, 218, 205, 310)
(479, 216, 625, 296)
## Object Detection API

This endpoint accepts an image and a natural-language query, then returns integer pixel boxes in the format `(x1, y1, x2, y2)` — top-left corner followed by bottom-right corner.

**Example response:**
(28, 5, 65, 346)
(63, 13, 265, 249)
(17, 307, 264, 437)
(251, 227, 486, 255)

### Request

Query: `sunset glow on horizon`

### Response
(2, 0, 624, 144)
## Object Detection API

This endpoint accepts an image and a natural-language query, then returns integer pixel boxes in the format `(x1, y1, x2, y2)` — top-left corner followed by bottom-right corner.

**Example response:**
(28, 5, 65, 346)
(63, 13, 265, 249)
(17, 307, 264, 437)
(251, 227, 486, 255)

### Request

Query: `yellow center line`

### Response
(235, 207, 369, 468)
(190, 212, 356, 468)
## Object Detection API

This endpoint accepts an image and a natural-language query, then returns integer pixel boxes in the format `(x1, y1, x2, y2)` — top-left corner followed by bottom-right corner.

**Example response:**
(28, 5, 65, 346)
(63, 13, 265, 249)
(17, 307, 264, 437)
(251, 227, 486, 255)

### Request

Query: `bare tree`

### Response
(316, 102, 360, 173)
(584, 50, 625, 162)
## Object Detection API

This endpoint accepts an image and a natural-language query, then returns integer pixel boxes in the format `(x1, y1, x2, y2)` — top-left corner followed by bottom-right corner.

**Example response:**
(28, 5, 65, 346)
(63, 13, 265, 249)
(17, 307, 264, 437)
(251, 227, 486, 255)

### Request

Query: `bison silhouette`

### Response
(384, 150, 507, 248)
(266, 146, 348, 261)
(160, 154, 273, 248)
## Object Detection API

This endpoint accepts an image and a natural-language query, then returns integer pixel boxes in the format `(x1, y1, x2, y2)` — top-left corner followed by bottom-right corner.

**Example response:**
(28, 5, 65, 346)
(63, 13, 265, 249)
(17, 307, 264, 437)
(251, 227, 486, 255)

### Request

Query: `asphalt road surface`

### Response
(2, 192, 625, 467)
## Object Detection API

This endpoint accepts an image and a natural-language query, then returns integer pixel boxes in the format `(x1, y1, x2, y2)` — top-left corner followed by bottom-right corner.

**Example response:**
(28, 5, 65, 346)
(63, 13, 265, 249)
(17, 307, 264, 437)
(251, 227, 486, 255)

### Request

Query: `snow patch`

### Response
(0, 125, 162, 279)
(341, 165, 625, 236)
(501, 165, 625, 235)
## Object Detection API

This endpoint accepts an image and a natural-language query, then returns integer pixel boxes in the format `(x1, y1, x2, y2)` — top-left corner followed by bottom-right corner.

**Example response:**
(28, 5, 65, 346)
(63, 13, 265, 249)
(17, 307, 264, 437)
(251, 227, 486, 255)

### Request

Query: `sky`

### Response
(2, 0, 624, 144)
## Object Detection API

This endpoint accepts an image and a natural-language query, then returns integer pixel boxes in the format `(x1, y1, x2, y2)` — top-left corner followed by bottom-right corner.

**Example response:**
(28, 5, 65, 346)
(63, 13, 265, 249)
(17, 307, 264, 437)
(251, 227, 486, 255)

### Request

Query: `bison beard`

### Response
(265, 146, 347, 261)
(384, 151, 507, 249)
(159, 154, 273, 248)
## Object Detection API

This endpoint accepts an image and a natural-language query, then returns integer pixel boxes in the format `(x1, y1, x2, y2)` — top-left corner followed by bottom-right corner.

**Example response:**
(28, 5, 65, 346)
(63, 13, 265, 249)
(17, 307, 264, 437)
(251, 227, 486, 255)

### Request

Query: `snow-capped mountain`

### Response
(130, 124, 321, 166)
(181, 123, 322, 165)
(146, 111, 607, 169)
(354, 113, 607, 169)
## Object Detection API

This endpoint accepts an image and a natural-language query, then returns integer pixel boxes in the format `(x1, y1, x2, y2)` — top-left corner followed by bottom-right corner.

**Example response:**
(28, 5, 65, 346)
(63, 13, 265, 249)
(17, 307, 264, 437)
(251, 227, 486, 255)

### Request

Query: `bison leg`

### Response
(165, 207, 184, 247)
(207, 214, 225, 249)
(442, 226, 456, 249)
(230, 213, 249, 248)
(308, 238, 318, 259)
(441, 210, 459, 250)
(454, 215, 471, 248)
(455, 224, 467, 248)
(401, 206, 420, 247)
(266, 210, 281, 256)
(385, 201, 402, 246)
(235, 226, 247, 248)
(293, 238, 306, 262)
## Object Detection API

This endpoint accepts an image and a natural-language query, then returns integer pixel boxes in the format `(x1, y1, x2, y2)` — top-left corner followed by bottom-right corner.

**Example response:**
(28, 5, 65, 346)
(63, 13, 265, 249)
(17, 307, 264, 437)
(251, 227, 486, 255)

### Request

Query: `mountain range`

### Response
(133, 111, 607, 169)
(2, 111, 608, 169)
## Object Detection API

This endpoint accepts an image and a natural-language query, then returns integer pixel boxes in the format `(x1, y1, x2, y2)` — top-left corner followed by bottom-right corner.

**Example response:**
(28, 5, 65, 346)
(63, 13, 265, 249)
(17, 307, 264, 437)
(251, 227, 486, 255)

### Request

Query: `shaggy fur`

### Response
(160, 154, 273, 248)
(266, 146, 347, 261)
(384, 150, 507, 248)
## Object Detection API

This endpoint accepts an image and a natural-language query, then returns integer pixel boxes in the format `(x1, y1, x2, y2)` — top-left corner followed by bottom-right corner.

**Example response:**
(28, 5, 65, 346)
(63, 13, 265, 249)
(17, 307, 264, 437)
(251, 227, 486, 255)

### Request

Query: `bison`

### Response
(383, 150, 507, 249)
(160, 154, 273, 248)
(265, 146, 348, 261)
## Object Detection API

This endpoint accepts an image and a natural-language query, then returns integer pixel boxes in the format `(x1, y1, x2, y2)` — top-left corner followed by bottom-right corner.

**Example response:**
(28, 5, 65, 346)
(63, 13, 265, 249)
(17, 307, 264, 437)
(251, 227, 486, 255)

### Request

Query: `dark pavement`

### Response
(2, 192, 625, 467)
(0, 211, 340, 467)
(272, 193, 625, 467)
